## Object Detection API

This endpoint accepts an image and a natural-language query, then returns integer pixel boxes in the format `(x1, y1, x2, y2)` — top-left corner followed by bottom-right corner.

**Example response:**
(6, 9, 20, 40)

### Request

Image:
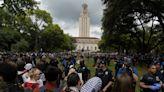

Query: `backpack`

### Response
(24, 83, 38, 92)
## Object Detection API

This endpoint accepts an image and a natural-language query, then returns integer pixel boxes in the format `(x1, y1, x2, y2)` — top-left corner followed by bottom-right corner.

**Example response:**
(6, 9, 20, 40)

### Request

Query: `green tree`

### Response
(0, 0, 38, 51)
(40, 24, 75, 52)
(40, 24, 64, 52)
(101, 0, 164, 54)
(0, 0, 74, 52)
(0, 0, 38, 30)
(62, 34, 75, 50)
(0, 27, 21, 51)
(27, 9, 53, 51)
(12, 39, 29, 52)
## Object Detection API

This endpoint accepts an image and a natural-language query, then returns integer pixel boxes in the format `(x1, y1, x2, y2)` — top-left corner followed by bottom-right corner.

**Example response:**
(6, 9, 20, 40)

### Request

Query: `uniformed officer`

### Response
(77, 60, 90, 83)
(154, 62, 164, 92)
(140, 64, 162, 92)
(95, 60, 113, 92)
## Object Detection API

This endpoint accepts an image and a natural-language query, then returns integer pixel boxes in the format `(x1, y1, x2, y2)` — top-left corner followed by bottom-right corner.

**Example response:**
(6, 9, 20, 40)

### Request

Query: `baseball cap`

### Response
(154, 61, 160, 65)
(24, 63, 32, 70)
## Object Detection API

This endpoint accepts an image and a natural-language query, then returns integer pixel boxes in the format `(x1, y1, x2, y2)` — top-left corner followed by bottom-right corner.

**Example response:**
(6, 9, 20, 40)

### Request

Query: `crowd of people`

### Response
(0, 52, 163, 92)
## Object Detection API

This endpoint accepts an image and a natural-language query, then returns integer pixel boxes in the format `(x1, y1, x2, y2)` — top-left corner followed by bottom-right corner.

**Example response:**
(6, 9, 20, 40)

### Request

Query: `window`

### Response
(95, 46, 97, 50)
(87, 46, 89, 50)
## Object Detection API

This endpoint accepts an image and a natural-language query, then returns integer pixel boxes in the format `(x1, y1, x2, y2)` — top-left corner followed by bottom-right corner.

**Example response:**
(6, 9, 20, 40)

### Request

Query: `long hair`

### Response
(28, 68, 40, 79)
(112, 73, 135, 92)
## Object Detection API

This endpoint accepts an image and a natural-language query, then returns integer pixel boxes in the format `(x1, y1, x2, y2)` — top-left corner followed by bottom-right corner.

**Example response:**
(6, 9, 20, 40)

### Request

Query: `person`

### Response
(22, 63, 33, 83)
(62, 56, 74, 76)
(77, 60, 90, 83)
(154, 62, 164, 92)
(95, 61, 113, 92)
(23, 68, 43, 92)
(36, 62, 46, 85)
(49, 57, 59, 68)
(116, 57, 139, 81)
(116, 58, 138, 89)
(112, 72, 135, 92)
(0, 62, 19, 92)
(43, 65, 62, 92)
(140, 64, 162, 92)
(115, 58, 124, 77)
(93, 54, 98, 67)
(80, 77, 102, 92)
(154, 62, 163, 81)
(63, 72, 82, 92)
(17, 60, 26, 84)
(32, 53, 36, 65)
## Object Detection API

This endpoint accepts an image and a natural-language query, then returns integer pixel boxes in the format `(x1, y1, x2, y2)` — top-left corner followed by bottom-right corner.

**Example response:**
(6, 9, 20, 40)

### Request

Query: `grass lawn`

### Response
(84, 58, 147, 92)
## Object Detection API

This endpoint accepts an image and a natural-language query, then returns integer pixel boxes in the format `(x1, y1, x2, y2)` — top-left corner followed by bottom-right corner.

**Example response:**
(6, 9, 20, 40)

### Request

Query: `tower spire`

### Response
(84, 0, 86, 4)
(79, 0, 90, 37)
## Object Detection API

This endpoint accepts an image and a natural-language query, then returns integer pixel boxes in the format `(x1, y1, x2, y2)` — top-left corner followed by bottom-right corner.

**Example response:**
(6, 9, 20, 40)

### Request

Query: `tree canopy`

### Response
(101, 0, 164, 54)
(0, 0, 74, 52)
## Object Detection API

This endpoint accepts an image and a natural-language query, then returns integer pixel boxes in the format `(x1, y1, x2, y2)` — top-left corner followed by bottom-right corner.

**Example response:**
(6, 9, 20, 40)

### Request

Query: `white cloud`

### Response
(38, 0, 103, 38)
(0, 0, 3, 7)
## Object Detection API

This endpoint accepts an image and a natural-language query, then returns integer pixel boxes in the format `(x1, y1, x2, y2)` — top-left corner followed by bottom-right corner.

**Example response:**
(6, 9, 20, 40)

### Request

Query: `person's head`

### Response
(67, 72, 80, 88)
(148, 64, 156, 74)
(124, 58, 132, 68)
(112, 73, 135, 92)
(28, 68, 41, 81)
(80, 60, 85, 66)
(17, 61, 25, 71)
(24, 63, 32, 71)
(67, 68, 77, 78)
(36, 62, 46, 72)
(0, 62, 17, 83)
(154, 62, 161, 71)
(45, 66, 61, 83)
(99, 61, 107, 69)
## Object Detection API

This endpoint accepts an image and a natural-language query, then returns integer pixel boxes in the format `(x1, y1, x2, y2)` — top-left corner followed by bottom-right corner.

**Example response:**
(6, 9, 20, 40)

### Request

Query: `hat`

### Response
(69, 65, 74, 69)
(80, 77, 102, 92)
(24, 63, 32, 70)
(154, 61, 160, 65)
(100, 61, 106, 65)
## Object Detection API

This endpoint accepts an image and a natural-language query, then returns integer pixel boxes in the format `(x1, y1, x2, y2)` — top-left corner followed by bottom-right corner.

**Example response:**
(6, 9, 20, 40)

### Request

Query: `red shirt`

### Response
(23, 82, 40, 91)
(45, 82, 57, 92)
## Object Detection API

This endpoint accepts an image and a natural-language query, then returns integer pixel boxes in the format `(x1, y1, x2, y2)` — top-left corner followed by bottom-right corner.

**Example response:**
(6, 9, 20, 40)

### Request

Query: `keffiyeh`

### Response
(80, 77, 102, 92)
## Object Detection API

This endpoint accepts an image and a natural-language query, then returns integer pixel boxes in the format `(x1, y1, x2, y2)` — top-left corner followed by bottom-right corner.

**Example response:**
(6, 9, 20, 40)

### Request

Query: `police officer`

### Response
(154, 62, 164, 92)
(95, 60, 113, 92)
(62, 55, 74, 76)
(77, 59, 90, 83)
(140, 64, 162, 92)
(115, 58, 124, 77)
